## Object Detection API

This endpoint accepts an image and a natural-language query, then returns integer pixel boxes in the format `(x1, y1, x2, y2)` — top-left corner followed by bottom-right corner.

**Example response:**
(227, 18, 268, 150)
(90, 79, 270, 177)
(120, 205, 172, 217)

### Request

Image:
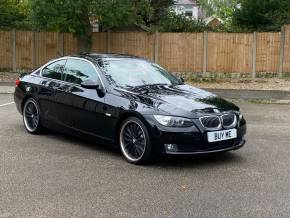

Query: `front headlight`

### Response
(153, 115, 194, 127)
(239, 113, 243, 121)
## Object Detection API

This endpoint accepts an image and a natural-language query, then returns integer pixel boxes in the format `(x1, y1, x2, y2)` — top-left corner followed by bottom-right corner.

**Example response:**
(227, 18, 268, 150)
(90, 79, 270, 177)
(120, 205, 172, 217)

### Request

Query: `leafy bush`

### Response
(158, 12, 208, 32)
(233, 0, 290, 32)
(0, 0, 30, 29)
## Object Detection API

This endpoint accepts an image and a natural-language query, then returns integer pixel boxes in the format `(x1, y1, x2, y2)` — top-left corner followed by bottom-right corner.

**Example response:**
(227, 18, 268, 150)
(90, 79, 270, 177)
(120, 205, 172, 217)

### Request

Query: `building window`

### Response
(185, 11, 193, 17)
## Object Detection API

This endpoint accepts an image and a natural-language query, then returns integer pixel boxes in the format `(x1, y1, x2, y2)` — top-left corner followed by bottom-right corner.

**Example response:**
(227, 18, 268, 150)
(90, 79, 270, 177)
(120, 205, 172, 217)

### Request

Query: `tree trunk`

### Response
(77, 6, 92, 53)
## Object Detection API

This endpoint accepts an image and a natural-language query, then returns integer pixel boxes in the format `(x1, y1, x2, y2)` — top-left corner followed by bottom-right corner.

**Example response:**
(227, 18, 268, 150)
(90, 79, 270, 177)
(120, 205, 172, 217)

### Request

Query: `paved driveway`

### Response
(0, 94, 290, 217)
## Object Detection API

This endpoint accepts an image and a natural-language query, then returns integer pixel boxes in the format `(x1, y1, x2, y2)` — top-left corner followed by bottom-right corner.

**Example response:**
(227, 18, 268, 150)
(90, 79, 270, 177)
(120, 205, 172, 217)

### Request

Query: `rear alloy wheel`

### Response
(120, 117, 152, 164)
(23, 98, 42, 134)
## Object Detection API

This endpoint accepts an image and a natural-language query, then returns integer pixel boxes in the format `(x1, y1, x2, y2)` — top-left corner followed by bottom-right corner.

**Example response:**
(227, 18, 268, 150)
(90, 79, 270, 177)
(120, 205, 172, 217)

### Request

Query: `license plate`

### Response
(207, 129, 237, 143)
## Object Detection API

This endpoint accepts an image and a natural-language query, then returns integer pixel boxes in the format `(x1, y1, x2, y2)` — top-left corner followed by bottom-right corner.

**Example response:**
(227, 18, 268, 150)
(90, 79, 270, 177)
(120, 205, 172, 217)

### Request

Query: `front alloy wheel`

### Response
(120, 117, 152, 164)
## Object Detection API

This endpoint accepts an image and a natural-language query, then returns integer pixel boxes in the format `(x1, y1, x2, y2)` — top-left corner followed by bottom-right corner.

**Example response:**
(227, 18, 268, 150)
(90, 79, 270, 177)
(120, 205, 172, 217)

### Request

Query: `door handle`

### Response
(53, 84, 68, 92)
(55, 87, 65, 91)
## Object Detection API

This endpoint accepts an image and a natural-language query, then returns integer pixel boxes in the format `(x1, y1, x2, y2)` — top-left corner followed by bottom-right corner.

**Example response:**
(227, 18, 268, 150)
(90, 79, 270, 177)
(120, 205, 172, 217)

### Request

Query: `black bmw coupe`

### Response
(14, 54, 246, 164)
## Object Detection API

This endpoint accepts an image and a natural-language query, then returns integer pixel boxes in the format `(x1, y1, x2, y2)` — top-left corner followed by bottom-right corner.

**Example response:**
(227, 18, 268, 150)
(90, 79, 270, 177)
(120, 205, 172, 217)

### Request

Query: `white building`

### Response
(174, 0, 201, 19)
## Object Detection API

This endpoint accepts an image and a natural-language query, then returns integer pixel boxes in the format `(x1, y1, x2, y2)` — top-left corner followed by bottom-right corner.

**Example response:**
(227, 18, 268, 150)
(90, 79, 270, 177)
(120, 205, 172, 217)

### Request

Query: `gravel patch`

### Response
(190, 78, 290, 91)
(0, 72, 20, 83)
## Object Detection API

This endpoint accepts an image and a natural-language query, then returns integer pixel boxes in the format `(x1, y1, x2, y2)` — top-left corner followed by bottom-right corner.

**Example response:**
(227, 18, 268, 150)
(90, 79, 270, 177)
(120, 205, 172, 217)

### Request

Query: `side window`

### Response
(42, 60, 66, 80)
(63, 59, 99, 85)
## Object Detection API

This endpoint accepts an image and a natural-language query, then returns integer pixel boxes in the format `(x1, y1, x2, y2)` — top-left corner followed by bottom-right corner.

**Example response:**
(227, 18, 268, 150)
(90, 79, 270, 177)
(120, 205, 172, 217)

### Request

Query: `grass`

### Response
(246, 99, 275, 104)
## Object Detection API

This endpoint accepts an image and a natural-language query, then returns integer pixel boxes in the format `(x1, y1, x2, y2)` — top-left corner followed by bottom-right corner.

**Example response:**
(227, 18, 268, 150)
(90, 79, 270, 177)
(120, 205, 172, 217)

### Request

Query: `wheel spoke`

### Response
(27, 104, 33, 113)
(125, 126, 133, 136)
(124, 141, 133, 149)
(33, 117, 38, 128)
(136, 130, 143, 139)
(135, 144, 144, 156)
(25, 110, 32, 116)
(134, 124, 140, 136)
(131, 124, 138, 134)
(124, 132, 133, 140)
(132, 146, 138, 158)
(129, 125, 136, 137)
(127, 144, 135, 156)
(27, 117, 33, 126)
(123, 137, 132, 143)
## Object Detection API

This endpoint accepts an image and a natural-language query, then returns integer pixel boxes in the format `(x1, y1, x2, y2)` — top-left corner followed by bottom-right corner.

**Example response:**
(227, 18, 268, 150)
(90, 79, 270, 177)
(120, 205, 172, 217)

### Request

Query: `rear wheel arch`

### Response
(21, 95, 39, 113)
(21, 95, 33, 113)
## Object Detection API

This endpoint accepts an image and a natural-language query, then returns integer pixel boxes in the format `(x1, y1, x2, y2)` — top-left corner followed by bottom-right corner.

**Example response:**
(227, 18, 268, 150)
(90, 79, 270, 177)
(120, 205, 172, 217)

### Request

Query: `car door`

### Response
(60, 58, 108, 139)
(37, 59, 67, 124)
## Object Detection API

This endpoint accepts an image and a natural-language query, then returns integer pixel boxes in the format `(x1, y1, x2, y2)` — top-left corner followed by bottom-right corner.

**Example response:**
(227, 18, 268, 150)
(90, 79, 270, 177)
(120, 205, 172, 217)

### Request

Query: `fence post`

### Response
(107, 30, 111, 53)
(154, 31, 159, 63)
(279, 26, 286, 77)
(11, 29, 16, 72)
(31, 31, 36, 69)
(203, 31, 208, 73)
(58, 32, 64, 57)
(252, 32, 257, 78)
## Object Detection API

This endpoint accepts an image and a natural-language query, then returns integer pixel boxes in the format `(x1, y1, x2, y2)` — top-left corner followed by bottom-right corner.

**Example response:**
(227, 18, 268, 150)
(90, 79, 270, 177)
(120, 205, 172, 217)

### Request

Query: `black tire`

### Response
(119, 117, 152, 164)
(23, 98, 43, 134)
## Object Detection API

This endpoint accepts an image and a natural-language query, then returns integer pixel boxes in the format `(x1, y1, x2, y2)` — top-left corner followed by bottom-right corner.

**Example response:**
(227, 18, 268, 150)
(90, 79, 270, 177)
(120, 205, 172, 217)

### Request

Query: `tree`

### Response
(198, 0, 237, 17)
(93, 0, 152, 30)
(29, 0, 175, 34)
(29, 0, 92, 36)
(29, 0, 154, 50)
(233, 0, 290, 31)
(147, 0, 175, 25)
(158, 12, 207, 32)
(28, 0, 177, 50)
(198, 0, 239, 31)
(0, 0, 30, 29)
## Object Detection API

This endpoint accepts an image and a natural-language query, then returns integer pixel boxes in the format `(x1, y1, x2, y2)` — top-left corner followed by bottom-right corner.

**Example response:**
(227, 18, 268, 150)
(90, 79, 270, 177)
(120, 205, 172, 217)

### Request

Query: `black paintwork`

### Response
(14, 54, 246, 154)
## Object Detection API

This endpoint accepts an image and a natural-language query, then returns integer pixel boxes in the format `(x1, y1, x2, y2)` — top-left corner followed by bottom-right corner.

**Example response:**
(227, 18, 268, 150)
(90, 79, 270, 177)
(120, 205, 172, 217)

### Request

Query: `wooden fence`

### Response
(1, 26, 290, 75)
(0, 30, 78, 71)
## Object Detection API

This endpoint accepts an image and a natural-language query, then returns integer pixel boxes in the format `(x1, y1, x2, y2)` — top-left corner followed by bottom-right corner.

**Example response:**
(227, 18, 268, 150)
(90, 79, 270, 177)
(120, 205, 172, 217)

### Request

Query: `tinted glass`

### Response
(42, 60, 66, 80)
(98, 59, 181, 88)
(63, 59, 99, 85)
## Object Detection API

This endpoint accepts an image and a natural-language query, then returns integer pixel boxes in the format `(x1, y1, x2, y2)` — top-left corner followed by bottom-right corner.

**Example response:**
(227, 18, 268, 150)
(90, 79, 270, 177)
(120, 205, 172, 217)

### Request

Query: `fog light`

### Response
(165, 144, 178, 152)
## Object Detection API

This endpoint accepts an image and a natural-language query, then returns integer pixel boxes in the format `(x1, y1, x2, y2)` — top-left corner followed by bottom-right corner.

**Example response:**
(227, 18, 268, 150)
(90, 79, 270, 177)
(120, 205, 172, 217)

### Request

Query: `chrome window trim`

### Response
(40, 56, 106, 92)
(39, 58, 67, 81)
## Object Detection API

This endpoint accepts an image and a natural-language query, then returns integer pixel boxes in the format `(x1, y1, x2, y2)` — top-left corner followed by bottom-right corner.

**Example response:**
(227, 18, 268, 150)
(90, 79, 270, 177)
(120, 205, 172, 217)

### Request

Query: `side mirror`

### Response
(81, 79, 99, 89)
(178, 76, 185, 84)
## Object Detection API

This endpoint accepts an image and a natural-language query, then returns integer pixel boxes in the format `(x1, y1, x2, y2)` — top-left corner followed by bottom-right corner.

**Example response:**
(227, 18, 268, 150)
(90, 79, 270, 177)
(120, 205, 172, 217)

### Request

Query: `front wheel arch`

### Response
(115, 111, 151, 144)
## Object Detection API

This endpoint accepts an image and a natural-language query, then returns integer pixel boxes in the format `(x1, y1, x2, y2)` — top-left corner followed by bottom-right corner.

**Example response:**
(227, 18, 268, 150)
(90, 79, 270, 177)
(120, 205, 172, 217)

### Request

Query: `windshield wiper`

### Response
(126, 83, 168, 94)
(133, 83, 169, 89)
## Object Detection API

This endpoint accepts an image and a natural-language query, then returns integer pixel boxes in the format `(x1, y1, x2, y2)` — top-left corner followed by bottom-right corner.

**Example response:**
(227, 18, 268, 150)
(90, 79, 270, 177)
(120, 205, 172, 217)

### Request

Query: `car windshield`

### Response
(98, 58, 181, 88)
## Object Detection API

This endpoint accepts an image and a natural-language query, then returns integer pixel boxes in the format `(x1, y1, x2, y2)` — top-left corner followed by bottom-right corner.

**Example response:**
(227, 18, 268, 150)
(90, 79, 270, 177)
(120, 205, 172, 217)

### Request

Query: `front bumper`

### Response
(144, 115, 247, 155)
(162, 138, 245, 155)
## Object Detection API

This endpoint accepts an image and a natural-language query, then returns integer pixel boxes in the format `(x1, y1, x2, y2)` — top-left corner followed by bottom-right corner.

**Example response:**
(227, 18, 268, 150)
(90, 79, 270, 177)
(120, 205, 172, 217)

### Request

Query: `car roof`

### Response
(68, 53, 147, 62)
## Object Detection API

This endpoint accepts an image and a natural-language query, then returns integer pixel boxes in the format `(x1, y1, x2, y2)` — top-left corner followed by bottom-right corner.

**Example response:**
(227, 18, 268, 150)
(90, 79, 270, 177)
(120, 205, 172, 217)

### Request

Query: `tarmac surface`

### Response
(1, 94, 290, 217)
